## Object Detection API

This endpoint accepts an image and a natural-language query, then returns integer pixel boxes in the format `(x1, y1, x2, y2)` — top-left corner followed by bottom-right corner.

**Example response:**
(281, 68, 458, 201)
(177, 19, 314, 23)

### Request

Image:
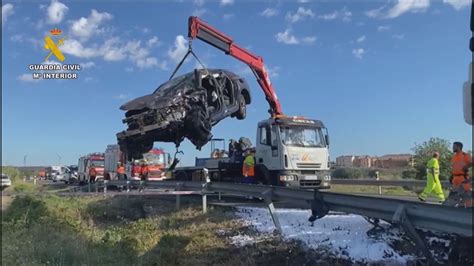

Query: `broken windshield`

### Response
(153, 73, 194, 95)
(279, 126, 325, 147)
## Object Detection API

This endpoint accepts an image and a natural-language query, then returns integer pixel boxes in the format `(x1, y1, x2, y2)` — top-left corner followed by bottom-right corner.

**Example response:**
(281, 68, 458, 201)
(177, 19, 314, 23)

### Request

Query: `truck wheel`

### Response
(235, 95, 246, 120)
(175, 171, 188, 181)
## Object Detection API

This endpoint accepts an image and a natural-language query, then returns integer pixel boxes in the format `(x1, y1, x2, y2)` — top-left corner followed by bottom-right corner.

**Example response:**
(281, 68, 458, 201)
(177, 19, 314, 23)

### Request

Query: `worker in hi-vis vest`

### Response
(419, 152, 445, 203)
(242, 149, 255, 183)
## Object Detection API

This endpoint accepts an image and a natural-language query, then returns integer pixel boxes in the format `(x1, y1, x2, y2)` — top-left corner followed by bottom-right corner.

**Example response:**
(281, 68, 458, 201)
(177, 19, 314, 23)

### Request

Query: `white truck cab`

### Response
(255, 116, 331, 188)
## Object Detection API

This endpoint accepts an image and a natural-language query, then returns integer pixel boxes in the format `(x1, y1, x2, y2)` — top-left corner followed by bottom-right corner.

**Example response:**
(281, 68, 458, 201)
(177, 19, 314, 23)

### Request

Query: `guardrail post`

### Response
(104, 180, 108, 195)
(392, 205, 433, 264)
(375, 171, 382, 195)
(126, 180, 130, 192)
(261, 189, 281, 233)
(176, 182, 183, 210)
(202, 169, 210, 214)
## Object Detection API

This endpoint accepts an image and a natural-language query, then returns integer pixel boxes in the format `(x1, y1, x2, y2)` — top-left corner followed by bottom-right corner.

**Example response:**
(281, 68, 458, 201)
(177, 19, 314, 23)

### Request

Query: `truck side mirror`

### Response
(463, 63, 472, 125)
(325, 135, 330, 146)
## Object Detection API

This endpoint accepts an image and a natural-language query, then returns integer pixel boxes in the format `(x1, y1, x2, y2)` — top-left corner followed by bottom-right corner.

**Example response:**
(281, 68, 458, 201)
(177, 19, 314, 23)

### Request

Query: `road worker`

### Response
(89, 167, 97, 184)
(242, 148, 255, 184)
(117, 162, 125, 180)
(419, 152, 445, 202)
(132, 160, 142, 180)
(140, 161, 149, 181)
(451, 142, 472, 192)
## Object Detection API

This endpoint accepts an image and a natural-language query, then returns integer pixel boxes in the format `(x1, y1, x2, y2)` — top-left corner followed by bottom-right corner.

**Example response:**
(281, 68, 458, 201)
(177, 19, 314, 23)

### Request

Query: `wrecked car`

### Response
(117, 69, 251, 159)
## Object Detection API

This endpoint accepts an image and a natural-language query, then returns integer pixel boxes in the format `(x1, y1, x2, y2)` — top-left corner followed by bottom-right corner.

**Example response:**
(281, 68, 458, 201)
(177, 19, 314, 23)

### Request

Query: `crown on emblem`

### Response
(50, 28, 62, 36)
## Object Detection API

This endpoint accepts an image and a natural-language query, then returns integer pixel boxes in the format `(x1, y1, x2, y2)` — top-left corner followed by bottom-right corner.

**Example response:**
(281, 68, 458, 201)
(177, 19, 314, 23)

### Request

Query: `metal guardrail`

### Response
(331, 178, 451, 187)
(70, 179, 473, 237)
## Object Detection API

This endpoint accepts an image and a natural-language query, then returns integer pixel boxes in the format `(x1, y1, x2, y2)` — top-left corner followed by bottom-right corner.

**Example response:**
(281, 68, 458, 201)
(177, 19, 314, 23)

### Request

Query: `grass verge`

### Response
(2, 194, 351, 265)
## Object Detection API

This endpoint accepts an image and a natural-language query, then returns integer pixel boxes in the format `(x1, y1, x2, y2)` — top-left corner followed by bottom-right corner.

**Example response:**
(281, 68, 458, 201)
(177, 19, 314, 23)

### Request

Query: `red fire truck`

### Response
(78, 153, 105, 184)
(104, 144, 168, 181)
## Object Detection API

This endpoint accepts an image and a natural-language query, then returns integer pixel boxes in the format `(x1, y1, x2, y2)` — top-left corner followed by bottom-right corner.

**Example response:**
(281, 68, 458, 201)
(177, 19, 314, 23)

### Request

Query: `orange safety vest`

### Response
(117, 166, 125, 174)
(89, 168, 96, 176)
(451, 152, 472, 191)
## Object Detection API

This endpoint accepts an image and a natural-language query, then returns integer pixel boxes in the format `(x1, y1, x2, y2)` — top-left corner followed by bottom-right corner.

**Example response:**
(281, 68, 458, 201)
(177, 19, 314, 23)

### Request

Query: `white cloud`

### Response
(386, 0, 429, 18)
(275, 29, 315, 45)
(192, 8, 207, 16)
(367, 0, 429, 19)
(168, 35, 188, 63)
(275, 29, 299, 44)
(193, 0, 205, 6)
(223, 13, 234, 20)
(261, 8, 279, 18)
(10, 34, 23, 42)
(356, 35, 366, 43)
(115, 94, 130, 100)
(70, 9, 113, 41)
(392, 34, 405, 39)
(318, 7, 352, 22)
(352, 48, 365, 59)
(377, 25, 391, 32)
(365, 6, 385, 18)
(286, 7, 314, 23)
(297, 0, 310, 3)
(80, 61, 95, 69)
(62, 39, 99, 58)
(46, 0, 68, 24)
(443, 0, 470, 10)
(301, 36, 316, 44)
(147, 36, 160, 47)
(2, 3, 14, 26)
(63, 37, 164, 69)
(18, 74, 40, 82)
(220, 0, 234, 6)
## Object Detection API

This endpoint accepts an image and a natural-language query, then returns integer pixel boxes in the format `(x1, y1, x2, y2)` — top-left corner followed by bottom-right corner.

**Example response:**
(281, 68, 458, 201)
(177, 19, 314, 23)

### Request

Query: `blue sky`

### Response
(2, 0, 472, 166)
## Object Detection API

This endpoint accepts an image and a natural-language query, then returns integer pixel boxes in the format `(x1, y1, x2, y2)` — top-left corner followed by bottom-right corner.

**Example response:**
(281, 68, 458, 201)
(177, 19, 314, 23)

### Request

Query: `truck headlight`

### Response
(324, 175, 331, 181)
(279, 175, 296, 181)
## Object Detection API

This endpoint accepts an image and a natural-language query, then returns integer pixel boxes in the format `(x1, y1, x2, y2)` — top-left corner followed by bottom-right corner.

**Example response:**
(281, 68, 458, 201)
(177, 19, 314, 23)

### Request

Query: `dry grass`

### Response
(2, 194, 353, 265)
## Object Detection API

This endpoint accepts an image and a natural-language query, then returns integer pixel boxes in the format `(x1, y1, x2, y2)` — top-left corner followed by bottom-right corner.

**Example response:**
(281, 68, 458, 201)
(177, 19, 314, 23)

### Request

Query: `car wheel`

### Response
(235, 95, 246, 120)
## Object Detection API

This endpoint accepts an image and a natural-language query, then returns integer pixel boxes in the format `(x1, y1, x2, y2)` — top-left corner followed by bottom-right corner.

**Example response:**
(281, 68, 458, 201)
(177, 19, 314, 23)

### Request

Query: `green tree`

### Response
(412, 138, 452, 180)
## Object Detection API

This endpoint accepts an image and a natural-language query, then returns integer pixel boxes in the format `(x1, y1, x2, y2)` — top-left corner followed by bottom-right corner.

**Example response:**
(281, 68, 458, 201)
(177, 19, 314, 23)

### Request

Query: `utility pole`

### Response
(23, 155, 28, 167)
(56, 153, 62, 165)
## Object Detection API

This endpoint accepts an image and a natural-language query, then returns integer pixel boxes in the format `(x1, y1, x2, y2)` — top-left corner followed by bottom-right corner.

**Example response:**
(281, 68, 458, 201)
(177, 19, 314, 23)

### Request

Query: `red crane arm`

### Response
(188, 16, 283, 116)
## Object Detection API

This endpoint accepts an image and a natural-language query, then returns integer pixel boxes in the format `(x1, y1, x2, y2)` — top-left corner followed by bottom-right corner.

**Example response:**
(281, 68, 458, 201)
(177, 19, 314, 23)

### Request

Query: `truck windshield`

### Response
(279, 126, 325, 147)
(143, 153, 165, 165)
(91, 160, 104, 167)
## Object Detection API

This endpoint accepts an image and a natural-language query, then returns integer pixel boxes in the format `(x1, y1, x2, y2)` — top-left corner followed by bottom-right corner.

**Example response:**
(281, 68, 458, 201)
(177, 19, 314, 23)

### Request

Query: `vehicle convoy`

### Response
(117, 69, 251, 159)
(78, 153, 105, 183)
(104, 144, 169, 181)
(117, 16, 331, 189)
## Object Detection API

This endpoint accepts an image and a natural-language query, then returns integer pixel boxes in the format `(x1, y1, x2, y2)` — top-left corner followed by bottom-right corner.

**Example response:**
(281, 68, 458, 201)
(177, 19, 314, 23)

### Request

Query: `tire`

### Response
(186, 107, 212, 148)
(235, 95, 246, 120)
(175, 171, 189, 181)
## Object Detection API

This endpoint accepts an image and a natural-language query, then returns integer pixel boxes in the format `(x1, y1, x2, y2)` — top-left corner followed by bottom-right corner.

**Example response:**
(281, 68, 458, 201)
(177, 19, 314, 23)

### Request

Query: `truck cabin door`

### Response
(255, 124, 280, 170)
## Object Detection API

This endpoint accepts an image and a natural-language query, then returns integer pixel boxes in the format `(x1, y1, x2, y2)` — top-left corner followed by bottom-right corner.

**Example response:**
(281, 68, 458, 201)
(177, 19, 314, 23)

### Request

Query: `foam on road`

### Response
(234, 207, 413, 264)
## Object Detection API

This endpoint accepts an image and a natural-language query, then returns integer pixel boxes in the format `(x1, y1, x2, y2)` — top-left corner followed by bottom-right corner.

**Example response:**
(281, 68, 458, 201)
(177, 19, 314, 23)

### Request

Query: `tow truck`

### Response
(170, 17, 331, 189)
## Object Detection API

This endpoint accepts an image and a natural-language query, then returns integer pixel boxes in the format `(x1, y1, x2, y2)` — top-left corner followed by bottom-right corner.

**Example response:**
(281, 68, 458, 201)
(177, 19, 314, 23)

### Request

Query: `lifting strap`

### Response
(169, 39, 209, 80)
